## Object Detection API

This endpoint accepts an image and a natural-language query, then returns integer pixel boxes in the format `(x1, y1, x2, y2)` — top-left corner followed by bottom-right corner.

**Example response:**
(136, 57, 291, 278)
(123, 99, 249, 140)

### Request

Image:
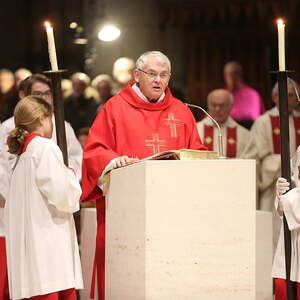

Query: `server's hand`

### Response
(276, 177, 290, 197)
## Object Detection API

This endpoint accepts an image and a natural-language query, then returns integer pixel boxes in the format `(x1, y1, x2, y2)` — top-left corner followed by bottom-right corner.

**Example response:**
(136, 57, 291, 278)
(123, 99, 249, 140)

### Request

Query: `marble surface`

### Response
(106, 160, 257, 299)
(256, 211, 273, 300)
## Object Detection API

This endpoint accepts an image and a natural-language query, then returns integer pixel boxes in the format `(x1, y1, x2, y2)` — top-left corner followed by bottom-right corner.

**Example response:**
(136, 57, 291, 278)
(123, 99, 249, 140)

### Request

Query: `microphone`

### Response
(185, 103, 226, 159)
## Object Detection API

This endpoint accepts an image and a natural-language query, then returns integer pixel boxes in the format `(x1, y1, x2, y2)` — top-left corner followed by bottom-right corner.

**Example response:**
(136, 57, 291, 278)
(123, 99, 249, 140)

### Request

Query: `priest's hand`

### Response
(112, 155, 140, 168)
(276, 177, 290, 197)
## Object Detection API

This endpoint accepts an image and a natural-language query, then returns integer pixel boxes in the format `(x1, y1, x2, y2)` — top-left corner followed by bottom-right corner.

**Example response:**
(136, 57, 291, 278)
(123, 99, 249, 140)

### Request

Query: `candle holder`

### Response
(44, 69, 68, 166)
(270, 70, 297, 300)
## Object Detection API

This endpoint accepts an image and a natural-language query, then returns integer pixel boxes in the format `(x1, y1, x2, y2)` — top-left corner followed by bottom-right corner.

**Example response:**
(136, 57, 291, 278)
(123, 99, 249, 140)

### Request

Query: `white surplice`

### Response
(196, 116, 251, 158)
(5, 136, 83, 299)
(272, 145, 300, 282)
(251, 106, 300, 211)
(0, 116, 82, 238)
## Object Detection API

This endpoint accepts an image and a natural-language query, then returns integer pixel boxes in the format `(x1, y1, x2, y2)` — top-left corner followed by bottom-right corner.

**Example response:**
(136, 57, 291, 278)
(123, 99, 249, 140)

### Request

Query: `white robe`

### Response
(252, 106, 300, 252)
(5, 136, 83, 299)
(272, 146, 300, 282)
(0, 116, 82, 237)
(196, 116, 251, 158)
(251, 106, 300, 211)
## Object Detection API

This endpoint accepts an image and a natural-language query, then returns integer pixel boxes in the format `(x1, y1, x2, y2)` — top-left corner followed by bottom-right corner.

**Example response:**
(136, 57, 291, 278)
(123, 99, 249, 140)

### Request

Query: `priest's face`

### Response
(207, 90, 232, 124)
(134, 57, 171, 100)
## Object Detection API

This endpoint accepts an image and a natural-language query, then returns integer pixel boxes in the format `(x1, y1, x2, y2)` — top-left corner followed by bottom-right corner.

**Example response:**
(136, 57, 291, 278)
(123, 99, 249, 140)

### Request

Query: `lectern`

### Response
(105, 160, 258, 299)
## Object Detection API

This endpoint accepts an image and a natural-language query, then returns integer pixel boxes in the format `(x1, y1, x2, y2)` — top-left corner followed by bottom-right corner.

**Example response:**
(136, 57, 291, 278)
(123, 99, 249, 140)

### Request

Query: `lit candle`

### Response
(277, 19, 286, 71)
(44, 21, 58, 71)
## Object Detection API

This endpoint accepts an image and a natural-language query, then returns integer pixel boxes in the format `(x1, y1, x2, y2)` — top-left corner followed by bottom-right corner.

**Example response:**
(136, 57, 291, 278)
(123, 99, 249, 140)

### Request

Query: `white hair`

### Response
(71, 72, 90, 85)
(15, 68, 32, 79)
(136, 51, 171, 71)
(207, 89, 233, 106)
(113, 57, 135, 75)
(272, 77, 299, 96)
(91, 74, 113, 88)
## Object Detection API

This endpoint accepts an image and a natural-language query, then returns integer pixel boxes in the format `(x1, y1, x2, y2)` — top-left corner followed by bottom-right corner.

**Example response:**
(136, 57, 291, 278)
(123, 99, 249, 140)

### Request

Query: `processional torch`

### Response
(274, 18, 297, 300)
(44, 21, 68, 166)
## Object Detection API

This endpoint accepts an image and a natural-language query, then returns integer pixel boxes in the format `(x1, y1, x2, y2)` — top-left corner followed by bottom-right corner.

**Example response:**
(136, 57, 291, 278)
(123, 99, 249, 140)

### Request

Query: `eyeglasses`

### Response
(208, 103, 231, 109)
(138, 69, 170, 80)
(31, 90, 52, 97)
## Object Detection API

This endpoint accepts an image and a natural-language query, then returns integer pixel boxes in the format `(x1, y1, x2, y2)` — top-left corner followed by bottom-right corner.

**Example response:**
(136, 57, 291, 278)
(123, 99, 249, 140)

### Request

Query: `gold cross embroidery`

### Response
(228, 137, 236, 145)
(205, 136, 213, 144)
(145, 133, 166, 154)
(274, 128, 280, 135)
(164, 113, 181, 138)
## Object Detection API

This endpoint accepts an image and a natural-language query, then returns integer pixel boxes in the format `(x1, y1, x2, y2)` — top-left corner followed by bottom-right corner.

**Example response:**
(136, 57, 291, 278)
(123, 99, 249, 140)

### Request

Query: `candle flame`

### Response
(44, 21, 52, 29)
(277, 18, 285, 26)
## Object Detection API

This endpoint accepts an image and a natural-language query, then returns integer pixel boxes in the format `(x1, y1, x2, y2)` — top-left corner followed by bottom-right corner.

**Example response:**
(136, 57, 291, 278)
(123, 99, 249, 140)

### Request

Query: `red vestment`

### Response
(274, 278, 300, 300)
(81, 82, 206, 299)
(0, 237, 9, 300)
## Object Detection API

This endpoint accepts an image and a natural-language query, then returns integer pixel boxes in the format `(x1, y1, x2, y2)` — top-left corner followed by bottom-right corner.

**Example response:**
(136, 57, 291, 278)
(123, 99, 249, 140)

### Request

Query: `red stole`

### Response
(203, 125, 237, 158)
(270, 115, 300, 154)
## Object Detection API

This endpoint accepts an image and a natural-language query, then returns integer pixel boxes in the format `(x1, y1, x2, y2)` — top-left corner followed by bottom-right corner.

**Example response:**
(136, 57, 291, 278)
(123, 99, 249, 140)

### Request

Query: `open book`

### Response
(141, 149, 218, 161)
(102, 149, 217, 195)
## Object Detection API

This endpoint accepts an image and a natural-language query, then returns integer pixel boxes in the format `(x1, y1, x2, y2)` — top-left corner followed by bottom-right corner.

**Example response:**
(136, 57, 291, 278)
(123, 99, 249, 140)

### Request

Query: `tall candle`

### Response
(277, 19, 286, 71)
(45, 21, 58, 71)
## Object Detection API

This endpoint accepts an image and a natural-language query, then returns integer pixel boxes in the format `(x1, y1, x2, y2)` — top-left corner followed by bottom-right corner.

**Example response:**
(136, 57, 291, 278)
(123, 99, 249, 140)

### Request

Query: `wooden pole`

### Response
(45, 70, 68, 166)
(277, 71, 297, 300)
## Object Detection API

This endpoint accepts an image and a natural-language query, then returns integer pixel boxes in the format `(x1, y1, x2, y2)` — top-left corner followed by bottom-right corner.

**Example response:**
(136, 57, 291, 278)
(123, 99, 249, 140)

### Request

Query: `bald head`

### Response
(207, 89, 233, 124)
(224, 61, 243, 91)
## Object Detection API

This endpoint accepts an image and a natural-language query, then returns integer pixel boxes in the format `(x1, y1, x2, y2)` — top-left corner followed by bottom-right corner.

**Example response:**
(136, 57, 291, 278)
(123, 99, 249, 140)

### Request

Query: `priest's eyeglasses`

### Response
(138, 69, 170, 80)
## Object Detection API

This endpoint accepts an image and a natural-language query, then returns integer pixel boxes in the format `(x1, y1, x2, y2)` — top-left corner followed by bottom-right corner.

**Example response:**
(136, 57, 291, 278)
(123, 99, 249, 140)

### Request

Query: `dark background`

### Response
(1, 0, 300, 109)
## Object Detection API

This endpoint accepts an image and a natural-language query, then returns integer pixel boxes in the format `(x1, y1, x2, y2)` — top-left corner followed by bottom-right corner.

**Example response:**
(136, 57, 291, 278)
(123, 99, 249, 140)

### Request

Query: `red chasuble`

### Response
(81, 82, 206, 299)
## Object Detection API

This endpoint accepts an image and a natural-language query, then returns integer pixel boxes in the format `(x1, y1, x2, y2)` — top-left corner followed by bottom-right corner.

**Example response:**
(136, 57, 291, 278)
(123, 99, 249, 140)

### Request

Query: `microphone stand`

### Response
(185, 103, 226, 159)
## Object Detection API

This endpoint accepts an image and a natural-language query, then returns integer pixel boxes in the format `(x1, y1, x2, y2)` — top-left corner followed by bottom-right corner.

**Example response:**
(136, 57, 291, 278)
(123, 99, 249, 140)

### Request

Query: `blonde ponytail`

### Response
(6, 96, 52, 155)
(7, 127, 29, 155)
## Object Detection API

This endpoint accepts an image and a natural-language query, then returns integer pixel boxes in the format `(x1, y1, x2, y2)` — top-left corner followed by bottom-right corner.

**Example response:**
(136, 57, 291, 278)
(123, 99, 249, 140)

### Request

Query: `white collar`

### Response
(131, 83, 165, 103)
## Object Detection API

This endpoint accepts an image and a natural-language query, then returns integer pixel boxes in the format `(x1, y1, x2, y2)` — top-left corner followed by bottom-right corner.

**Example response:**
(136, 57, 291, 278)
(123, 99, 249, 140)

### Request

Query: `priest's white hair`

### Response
(272, 77, 299, 96)
(136, 51, 171, 72)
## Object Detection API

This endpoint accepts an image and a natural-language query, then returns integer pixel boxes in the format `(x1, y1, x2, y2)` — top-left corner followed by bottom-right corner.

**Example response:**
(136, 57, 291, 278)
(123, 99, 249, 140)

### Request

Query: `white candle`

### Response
(45, 21, 58, 71)
(277, 19, 286, 71)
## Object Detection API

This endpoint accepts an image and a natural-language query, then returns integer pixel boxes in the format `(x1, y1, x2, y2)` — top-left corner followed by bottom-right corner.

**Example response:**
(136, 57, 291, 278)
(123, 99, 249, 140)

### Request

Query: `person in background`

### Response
(64, 72, 99, 134)
(197, 89, 251, 158)
(251, 78, 300, 250)
(0, 69, 18, 122)
(77, 127, 90, 150)
(224, 61, 264, 129)
(14, 68, 32, 87)
(91, 74, 114, 108)
(112, 57, 135, 91)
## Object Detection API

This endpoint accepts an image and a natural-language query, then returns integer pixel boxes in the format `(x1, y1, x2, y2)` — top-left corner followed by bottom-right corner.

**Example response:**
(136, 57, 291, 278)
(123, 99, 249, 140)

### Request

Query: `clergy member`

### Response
(251, 78, 300, 250)
(81, 50, 207, 299)
(224, 61, 264, 129)
(197, 89, 250, 158)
